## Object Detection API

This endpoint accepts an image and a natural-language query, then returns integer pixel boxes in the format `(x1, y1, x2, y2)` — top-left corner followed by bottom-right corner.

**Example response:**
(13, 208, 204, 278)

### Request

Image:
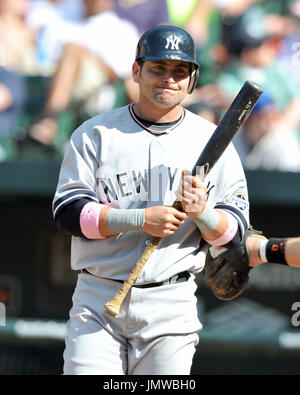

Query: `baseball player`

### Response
(53, 25, 250, 375)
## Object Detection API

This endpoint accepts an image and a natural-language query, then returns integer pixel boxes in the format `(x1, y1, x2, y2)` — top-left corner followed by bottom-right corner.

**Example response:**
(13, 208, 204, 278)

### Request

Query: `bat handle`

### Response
(104, 236, 161, 316)
(172, 200, 183, 211)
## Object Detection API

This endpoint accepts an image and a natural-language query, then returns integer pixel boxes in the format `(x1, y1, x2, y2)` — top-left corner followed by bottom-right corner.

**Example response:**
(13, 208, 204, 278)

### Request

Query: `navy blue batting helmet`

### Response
(135, 25, 199, 94)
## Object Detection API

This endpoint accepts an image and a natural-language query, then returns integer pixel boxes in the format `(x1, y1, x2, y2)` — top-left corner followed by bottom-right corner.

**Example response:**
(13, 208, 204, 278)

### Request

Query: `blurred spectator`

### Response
(0, 67, 26, 160)
(275, 1, 300, 87)
(0, 0, 37, 75)
(167, 0, 213, 47)
(27, 0, 85, 75)
(167, 1, 266, 55)
(217, 6, 300, 133)
(167, 0, 225, 90)
(28, 0, 139, 146)
(185, 100, 221, 124)
(28, 0, 84, 26)
(212, 0, 263, 16)
(114, 0, 169, 35)
(233, 90, 300, 172)
(167, 0, 198, 27)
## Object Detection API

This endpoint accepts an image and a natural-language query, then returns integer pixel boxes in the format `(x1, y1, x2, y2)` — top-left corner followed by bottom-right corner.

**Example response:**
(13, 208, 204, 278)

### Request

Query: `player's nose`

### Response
(162, 72, 176, 85)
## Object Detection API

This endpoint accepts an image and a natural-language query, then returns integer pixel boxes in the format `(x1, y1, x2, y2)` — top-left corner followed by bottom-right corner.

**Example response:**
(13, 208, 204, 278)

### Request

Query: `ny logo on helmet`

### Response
(165, 35, 180, 50)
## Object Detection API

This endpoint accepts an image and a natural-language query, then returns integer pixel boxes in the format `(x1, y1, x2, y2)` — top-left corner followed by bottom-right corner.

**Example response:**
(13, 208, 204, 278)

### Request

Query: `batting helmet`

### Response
(135, 25, 199, 94)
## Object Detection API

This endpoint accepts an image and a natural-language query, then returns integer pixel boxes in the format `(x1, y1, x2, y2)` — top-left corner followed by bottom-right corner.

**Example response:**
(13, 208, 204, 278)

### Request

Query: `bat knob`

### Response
(104, 302, 120, 317)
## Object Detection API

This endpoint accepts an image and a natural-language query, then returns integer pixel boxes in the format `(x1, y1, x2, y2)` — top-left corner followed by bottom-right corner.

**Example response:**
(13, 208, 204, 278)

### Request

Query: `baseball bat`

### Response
(104, 80, 263, 316)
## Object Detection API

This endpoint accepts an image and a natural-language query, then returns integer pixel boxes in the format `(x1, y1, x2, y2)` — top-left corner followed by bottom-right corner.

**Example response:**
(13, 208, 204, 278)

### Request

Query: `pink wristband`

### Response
(203, 210, 238, 247)
(80, 202, 107, 240)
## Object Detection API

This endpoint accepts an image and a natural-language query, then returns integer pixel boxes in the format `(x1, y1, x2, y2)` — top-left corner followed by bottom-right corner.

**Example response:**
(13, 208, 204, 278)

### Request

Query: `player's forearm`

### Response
(99, 206, 145, 236)
(285, 238, 300, 267)
(193, 208, 240, 247)
(81, 203, 146, 238)
(100, 205, 187, 238)
(59, 199, 188, 240)
(54, 200, 145, 239)
(249, 236, 300, 268)
(176, 172, 241, 246)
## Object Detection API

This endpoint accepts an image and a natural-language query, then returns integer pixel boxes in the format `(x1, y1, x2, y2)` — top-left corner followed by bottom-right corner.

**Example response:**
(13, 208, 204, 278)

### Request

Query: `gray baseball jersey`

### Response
(53, 104, 249, 283)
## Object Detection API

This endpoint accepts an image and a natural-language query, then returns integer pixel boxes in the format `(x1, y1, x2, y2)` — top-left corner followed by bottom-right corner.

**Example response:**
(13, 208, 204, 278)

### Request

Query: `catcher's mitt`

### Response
(204, 228, 265, 301)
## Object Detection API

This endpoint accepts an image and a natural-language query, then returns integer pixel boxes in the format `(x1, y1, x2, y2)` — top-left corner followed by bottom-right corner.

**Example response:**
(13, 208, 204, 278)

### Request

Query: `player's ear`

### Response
(132, 61, 141, 83)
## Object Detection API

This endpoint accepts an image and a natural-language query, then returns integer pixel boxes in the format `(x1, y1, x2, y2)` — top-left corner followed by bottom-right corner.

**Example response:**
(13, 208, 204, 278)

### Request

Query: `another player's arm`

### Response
(247, 235, 300, 268)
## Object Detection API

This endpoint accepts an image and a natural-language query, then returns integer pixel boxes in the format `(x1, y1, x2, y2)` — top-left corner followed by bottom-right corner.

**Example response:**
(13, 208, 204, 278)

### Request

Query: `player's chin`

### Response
(154, 93, 184, 107)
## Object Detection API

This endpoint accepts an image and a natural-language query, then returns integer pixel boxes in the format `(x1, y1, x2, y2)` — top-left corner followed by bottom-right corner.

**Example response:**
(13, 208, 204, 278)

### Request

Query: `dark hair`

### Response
(136, 58, 144, 76)
(136, 59, 144, 67)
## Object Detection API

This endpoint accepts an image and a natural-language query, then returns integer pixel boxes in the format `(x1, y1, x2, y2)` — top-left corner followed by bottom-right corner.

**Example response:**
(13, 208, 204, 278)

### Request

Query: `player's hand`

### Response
(142, 206, 187, 237)
(175, 170, 207, 219)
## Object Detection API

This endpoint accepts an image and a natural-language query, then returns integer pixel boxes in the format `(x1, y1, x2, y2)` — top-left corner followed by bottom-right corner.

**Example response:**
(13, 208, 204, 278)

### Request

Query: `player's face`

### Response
(133, 60, 190, 109)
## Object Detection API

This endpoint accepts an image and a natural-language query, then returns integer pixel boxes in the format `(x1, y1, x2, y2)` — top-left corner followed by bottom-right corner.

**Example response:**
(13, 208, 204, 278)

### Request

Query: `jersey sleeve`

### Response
(54, 198, 90, 237)
(52, 120, 100, 221)
(213, 143, 250, 236)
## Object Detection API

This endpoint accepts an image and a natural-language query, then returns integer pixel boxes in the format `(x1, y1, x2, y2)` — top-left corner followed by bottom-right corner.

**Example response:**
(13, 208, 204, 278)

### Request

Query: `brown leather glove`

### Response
(204, 228, 264, 301)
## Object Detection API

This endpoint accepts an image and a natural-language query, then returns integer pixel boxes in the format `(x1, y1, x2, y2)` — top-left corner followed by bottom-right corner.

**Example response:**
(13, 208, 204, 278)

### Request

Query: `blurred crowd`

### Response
(0, 0, 300, 172)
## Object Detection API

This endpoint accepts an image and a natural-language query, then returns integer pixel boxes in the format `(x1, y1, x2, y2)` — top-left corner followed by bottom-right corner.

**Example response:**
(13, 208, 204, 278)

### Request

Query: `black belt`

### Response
(81, 269, 190, 288)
